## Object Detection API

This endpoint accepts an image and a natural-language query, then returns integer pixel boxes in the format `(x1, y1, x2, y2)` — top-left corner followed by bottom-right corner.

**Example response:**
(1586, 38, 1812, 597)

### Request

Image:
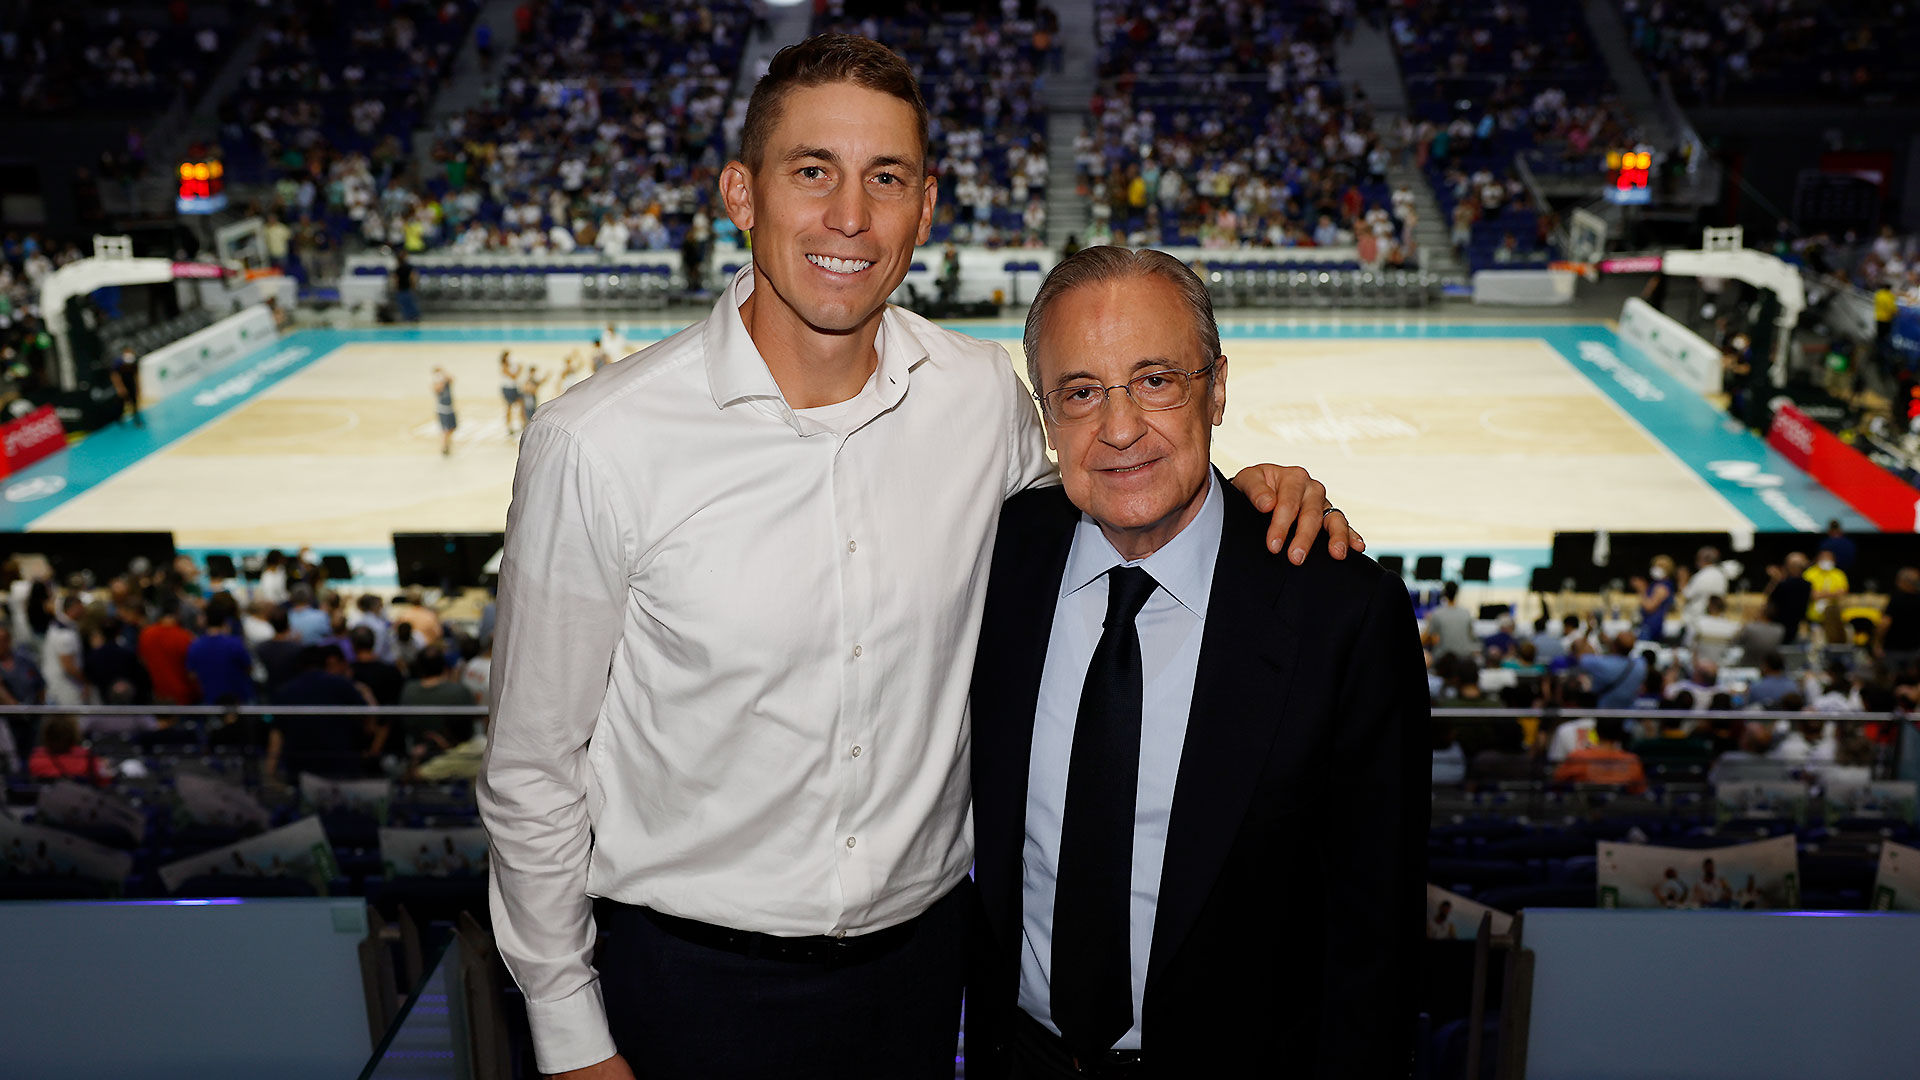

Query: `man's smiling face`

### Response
(722, 81, 936, 338)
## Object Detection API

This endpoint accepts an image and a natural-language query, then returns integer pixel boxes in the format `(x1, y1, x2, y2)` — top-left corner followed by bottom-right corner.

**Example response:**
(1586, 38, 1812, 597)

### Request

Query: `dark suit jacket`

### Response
(969, 475, 1427, 1078)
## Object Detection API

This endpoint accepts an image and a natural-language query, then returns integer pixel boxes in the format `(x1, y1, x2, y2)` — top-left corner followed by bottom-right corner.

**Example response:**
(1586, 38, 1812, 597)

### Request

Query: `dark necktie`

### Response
(1051, 564, 1159, 1056)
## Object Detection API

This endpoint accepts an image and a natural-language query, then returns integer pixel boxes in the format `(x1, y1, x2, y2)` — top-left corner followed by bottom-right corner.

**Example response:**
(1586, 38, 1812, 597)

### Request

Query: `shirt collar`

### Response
(1060, 470, 1224, 620)
(704, 264, 929, 434)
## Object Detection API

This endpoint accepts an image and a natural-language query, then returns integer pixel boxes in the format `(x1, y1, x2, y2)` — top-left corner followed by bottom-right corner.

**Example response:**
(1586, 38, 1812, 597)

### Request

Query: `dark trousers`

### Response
(1008, 1011, 1143, 1080)
(598, 881, 969, 1079)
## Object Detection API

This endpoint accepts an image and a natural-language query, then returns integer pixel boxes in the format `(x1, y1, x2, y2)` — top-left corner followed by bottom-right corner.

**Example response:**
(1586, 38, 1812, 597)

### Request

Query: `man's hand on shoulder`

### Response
(1230, 463, 1366, 564)
(549, 1054, 636, 1080)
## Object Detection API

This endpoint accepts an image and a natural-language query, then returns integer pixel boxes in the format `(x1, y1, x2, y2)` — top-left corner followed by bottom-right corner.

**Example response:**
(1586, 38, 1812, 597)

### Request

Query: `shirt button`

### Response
(846, 836, 857, 849)
(847, 540, 857, 553)
(851, 644, 863, 658)
(851, 745, 862, 758)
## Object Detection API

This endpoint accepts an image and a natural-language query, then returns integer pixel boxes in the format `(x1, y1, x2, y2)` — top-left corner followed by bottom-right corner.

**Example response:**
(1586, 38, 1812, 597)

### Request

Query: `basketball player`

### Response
(431, 366, 456, 456)
(498, 351, 523, 435)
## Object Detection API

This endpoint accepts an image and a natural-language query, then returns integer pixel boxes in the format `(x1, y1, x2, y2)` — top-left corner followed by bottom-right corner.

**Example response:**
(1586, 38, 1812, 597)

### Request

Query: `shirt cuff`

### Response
(525, 978, 617, 1076)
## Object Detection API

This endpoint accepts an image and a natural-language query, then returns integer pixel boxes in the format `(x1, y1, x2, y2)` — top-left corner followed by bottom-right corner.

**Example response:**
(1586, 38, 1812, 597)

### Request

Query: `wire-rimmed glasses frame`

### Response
(1033, 359, 1219, 425)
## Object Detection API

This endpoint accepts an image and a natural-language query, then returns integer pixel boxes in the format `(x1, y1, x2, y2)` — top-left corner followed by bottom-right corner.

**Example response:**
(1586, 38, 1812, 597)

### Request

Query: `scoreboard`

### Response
(1606, 149, 1652, 206)
(176, 160, 228, 215)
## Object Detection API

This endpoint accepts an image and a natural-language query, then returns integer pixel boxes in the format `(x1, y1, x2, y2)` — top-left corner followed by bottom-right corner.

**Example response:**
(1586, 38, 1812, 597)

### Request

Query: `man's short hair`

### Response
(737, 34, 928, 173)
(1021, 246, 1221, 391)
(349, 626, 377, 654)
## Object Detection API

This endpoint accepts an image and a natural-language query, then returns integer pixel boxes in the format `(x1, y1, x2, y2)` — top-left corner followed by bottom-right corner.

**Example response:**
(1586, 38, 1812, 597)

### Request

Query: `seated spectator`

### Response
(1665, 658, 1720, 710)
(1688, 595, 1742, 665)
(1880, 567, 1920, 670)
(1528, 615, 1566, 664)
(1431, 722, 1467, 785)
(27, 714, 108, 786)
(413, 721, 487, 782)
(1552, 716, 1646, 793)
(398, 649, 478, 757)
(83, 681, 160, 742)
(1576, 631, 1645, 710)
(287, 585, 331, 644)
(1501, 639, 1545, 675)
(1746, 653, 1797, 708)
(1468, 718, 1536, 784)
(1771, 717, 1836, 764)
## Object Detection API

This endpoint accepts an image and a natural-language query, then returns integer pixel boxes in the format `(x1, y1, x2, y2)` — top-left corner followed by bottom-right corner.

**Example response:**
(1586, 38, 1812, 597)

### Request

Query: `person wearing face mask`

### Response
(1804, 549, 1850, 643)
(1631, 554, 1676, 643)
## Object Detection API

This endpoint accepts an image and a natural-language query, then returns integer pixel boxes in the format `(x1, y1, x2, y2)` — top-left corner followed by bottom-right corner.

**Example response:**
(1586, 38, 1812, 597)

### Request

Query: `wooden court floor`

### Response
(29, 335, 1744, 550)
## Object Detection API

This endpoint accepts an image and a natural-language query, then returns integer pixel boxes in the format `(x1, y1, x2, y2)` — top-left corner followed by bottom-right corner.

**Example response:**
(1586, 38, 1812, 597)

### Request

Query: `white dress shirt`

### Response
(1019, 472, 1223, 1050)
(478, 266, 1055, 1073)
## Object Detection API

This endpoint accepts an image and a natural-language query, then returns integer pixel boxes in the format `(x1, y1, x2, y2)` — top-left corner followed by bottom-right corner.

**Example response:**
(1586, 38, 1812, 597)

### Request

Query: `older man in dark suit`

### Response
(969, 247, 1427, 1078)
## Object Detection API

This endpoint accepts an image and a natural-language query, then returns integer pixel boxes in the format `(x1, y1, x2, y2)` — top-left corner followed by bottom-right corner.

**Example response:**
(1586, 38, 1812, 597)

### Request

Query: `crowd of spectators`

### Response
(0, 550, 493, 787)
(819, 4, 1055, 247)
(1078, 0, 1413, 259)
(1, 2, 231, 115)
(0, 233, 85, 412)
(1422, 532, 1920, 790)
(1388, 0, 1634, 269)
(1620, 0, 1920, 107)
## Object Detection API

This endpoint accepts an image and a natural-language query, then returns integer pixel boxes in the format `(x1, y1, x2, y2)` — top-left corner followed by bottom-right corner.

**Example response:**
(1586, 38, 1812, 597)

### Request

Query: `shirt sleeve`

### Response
(1000, 346, 1059, 495)
(477, 421, 634, 1075)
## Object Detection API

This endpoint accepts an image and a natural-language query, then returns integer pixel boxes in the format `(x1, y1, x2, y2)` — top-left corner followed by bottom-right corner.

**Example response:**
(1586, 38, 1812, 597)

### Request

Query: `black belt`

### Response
(1015, 1009, 1145, 1076)
(635, 904, 921, 965)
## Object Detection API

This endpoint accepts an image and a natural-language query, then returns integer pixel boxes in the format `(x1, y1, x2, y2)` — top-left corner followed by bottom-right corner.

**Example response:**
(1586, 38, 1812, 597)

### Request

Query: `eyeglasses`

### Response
(1034, 361, 1217, 425)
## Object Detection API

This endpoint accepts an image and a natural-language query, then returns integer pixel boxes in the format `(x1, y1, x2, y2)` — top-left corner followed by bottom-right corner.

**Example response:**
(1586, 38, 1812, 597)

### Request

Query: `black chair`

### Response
(1461, 556, 1492, 583)
(1414, 555, 1444, 581)
(204, 553, 237, 580)
(1378, 554, 1405, 577)
(321, 554, 353, 580)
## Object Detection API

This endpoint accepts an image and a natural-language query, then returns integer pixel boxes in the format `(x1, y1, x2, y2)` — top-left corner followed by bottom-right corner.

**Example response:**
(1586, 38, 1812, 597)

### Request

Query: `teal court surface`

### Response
(0, 317, 1869, 589)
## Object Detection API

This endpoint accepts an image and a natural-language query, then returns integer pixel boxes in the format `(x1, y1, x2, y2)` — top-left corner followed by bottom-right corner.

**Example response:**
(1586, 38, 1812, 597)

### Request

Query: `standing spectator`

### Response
(347, 595, 395, 662)
(1764, 553, 1813, 645)
(255, 550, 291, 606)
(1680, 547, 1728, 624)
(86, 617, 150, 705)
(1632, 554, 1676, 642)
(458, 634, 492, 703)
(263, 216, 293, 270)
(265, 646, 375, 781)
(1424, 581, 1477, 662)
(41, 595, 90, 707)
(1803, 549, 1849, 642)
(1816, 520, 1856, 574)
(186, 593, 255, 705)
(138, 608, 198, 705)
(391, 250, 421, 323)
(287, 586, 331, 644)
(0, 624, 46, 706)
(109, 346, 144, 426)
(1881, 568, 1920, 673)
(254, 608, 306, 697)
(349, 626, 405, 706)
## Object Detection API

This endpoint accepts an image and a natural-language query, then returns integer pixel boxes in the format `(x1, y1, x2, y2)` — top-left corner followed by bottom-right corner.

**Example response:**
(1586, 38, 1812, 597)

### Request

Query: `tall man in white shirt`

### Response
(479, 35, 1363, 1080)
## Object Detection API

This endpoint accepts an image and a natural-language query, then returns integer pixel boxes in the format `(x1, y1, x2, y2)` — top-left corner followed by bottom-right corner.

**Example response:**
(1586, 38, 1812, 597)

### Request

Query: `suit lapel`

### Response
(1146, 478, 1300, 989)
(975, 492, 1078, 944)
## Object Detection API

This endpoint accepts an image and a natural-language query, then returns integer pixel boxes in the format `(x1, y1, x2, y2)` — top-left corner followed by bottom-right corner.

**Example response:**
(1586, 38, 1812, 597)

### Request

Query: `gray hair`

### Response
(1021, 245, 1222, 391)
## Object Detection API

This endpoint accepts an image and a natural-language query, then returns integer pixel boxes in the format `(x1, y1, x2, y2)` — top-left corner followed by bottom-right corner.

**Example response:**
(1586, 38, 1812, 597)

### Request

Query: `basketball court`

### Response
(0, 315, 1868, 587)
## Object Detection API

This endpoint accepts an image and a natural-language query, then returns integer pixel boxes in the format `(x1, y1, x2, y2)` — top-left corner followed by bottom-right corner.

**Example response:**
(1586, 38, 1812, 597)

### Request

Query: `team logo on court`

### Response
(3, 475, 67, 502)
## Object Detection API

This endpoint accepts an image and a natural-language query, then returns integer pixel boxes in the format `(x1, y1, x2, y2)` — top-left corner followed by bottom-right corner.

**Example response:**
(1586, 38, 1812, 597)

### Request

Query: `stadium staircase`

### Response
(1043, 0, 1099, 250)
(1334, 21, 1462, 278)
(411, 0, 522, 176)
(100, 22, 270, 220)
(1577, 0, 1676, 153)
(732, 1, 816, 105)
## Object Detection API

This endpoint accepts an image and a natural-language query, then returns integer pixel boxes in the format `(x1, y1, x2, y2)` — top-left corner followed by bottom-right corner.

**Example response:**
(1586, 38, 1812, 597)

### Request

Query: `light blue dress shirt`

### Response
(1019, 472, 1223, 1050)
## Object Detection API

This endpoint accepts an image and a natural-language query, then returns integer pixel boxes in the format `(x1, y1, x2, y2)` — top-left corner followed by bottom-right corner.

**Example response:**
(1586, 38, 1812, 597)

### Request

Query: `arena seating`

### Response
(1620, 0, 1920, 106)
(815, 8, 1050, 247)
